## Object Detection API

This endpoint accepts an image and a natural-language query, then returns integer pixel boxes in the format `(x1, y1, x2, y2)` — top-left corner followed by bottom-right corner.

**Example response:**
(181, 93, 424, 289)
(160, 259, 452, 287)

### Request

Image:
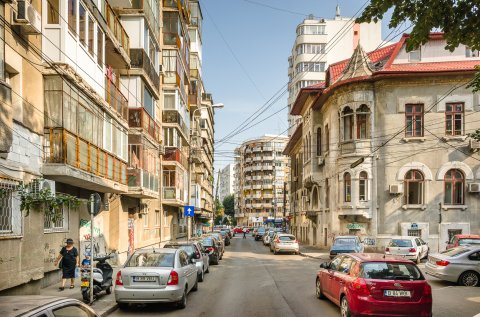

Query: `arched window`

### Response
(356, 104, 370, 139)
(404, 170, 424, 205)
(312, 187, 319, 210)
(316, 127, 322, 156)
(445, 169, 464, 205)
(344, 172, 352, 202)
(359, 171, 368, 201)
(342, 107, 354, 141)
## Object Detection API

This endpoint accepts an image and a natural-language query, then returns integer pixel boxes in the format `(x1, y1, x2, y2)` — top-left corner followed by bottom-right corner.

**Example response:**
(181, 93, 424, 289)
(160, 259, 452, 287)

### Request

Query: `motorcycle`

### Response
(81, 254, 113, 302)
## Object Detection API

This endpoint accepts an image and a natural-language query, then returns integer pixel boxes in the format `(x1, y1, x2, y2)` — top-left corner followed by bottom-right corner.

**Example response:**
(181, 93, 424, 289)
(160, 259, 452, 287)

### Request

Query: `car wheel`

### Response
(199, 269, 204, 282)
(415, 254, 421, 264)
(82, 289, 90, 302)
(117, 303, 129, 310)
(459, 271, 480, 287)
(273, 249, 277, 255)
(206, 265, 210, 273)
(177, 288, 187, 309)
(213, 255, 219, 265)
(192, 277, 199, 291)
(316, 278, 325, 299)
(340, 296, 351, 317)
(106, 286, 112, 295)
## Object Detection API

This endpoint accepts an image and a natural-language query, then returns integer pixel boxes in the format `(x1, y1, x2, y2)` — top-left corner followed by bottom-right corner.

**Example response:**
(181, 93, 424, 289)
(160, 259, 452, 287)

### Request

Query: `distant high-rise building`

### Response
(287, 7, 383, 134)
(218, 164, 235, 203)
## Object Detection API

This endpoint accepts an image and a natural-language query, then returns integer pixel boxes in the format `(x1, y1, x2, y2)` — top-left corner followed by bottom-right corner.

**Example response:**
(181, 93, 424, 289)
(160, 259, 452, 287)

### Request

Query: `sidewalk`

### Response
(40, 268, 119, 317)
(299, 244, 330, 260)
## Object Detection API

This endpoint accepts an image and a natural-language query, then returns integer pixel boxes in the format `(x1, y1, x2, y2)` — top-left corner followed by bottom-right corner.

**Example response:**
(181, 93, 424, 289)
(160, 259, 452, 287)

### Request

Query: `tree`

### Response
(356, 0, 480, 140)
(222, 194, 235, 217)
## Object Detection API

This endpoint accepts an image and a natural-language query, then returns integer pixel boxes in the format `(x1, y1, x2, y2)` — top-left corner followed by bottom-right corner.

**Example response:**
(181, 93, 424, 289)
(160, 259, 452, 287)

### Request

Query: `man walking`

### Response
(242, 227, 247, 239)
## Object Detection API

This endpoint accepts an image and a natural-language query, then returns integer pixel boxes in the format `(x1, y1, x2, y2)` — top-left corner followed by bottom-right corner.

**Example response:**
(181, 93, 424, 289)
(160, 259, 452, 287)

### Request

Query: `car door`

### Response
(178, 251, 194, 292)
(467, 251, 480, 274)
(50, 302, 99, 317)
(331, 256, 354, 305)
(324, 256, 343, 299)
(419, 238, 428, 257)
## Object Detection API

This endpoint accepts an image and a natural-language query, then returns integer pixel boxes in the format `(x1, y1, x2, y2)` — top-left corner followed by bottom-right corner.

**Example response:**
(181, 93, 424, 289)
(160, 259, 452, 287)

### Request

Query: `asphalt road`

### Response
(108, 236, 480, 317)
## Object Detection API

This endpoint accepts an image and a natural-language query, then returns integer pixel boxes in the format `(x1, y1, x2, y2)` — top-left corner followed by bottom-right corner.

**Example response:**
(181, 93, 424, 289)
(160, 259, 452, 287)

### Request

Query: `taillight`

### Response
(206, 247, 214, 252)
(351, 278, 370, 296)
(167, 270, 179, 285)
(423, 283, 432, 296)
(408, 248, 417, 253)
(115, 271, 123, 286)
(436, 260, 450, 266)
(385, 247, 390, 252)
(294, 240, 298, 244)
(195, 250, 201, 259)
(275, 239, 280, 243)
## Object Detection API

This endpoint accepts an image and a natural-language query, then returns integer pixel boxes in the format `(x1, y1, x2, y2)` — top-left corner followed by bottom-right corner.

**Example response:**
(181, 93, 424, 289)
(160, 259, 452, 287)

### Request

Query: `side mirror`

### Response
(189, 258, 196, 264)
(319, 262, 329, 269)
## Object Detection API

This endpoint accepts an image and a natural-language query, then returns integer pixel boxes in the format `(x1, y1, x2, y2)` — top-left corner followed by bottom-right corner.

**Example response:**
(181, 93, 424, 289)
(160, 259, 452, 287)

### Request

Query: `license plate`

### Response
(384, 290, 411, 297)
(81, 281, 90, 287)
(133, 276, 156, 282)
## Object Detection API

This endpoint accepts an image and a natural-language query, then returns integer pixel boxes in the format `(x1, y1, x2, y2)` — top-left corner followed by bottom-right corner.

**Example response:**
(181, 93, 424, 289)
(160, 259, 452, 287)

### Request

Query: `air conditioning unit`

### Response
(469, 139, 480, 151)
(13, 0, 42, 34)
(31, 179, 56, 197)
(389, 184, 403, 195)
(158, 144, 165, 156)
(468, 183, 480, 193)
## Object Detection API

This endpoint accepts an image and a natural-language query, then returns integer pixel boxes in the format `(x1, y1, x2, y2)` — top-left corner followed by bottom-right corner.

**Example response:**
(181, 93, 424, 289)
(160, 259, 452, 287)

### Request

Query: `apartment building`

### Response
(285, 33, 480, 252)
(218, 163, 234, 203)
(234, 135, 290, 227)
(287, 6, 382, 134)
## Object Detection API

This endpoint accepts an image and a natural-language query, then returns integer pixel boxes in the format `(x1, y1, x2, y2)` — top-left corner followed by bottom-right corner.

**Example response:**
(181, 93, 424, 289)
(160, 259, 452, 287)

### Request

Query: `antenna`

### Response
(335, 3, 341, 18)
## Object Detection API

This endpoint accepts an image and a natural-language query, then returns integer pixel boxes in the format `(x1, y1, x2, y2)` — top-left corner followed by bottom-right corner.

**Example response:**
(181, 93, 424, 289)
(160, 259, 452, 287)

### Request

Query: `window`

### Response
(325, 178, 330, 209)
(359, 171, 368, 201)
(408, 48, 421, 61)
(465, 47, 479, 57)
(143, 209, 149, 227)
(68, 0, 77, 34)
(445, 103, 463, 136)
(405, 104, 424, 137)
(296, 43, 326, 55)
(338, 256, 354, 274)
(316, 127, 322, 156)
(342, 107, 354, 141)
(407, 229, 422, 237)
(444, 169, 464, 205)
(448, 229, 462, 242)
(155, 210, 160, 226)
(44, 205, 69, 232)
(344, 173, 351, 202)
(329, 256, 343, 271)
(88, 15, 95, 56)
(295, 62, 326, 73)
(325, 125, 329, 152)
(53, 304, 96, 317)
(298, 25, 326, 35)
(47, 0, 60, 24)
(143, 87, 154, 117)
(163, 210, 169, 227)
(356, 104, 369, 139)
(404, 170, 424, 205)
(79, 3, 86, 45)
(97, 27, 103, 65)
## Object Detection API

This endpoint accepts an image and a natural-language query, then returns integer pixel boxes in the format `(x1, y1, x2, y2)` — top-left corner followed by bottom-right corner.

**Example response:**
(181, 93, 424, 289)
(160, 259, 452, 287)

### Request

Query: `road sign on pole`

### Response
(184, 206, 195, 217)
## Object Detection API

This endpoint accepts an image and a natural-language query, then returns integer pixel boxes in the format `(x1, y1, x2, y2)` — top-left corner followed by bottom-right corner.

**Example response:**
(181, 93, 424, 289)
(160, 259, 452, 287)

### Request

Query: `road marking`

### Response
(432, 286, 453, 291)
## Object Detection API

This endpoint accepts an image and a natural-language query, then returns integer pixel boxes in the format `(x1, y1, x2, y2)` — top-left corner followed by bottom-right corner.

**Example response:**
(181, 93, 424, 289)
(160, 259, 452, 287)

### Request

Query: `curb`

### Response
(99, 303, 118, 317)
(299, 252, 323, 260)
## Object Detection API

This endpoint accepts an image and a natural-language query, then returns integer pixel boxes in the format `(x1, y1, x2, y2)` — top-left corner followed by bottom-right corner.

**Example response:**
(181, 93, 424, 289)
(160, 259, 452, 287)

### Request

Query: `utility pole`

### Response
(272, 141, 276, 228)
(283, 181, 287, 233)
(214, 168, 220, 231)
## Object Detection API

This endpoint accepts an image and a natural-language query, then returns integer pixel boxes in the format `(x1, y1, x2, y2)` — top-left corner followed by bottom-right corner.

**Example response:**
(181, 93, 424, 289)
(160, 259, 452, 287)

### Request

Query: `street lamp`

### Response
(187, 102, 224, 240)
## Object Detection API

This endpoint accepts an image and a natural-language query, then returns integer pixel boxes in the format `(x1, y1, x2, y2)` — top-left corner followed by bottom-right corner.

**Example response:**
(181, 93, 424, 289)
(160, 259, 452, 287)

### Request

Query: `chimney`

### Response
(335, 4, 341, 18)
(353, 23, 360, 49)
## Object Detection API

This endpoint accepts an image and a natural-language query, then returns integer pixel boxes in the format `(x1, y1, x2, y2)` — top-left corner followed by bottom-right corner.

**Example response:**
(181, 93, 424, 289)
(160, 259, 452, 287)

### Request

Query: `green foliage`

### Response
(469, 128, 480, 142)
(222, 194, 235, 217)
(214, 214, 223, 225)
(222, 217, 230, 226)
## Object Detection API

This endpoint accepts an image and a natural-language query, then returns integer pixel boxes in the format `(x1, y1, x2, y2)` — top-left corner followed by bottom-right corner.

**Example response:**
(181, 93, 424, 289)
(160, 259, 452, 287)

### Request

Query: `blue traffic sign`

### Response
(184, 206, 195, 217)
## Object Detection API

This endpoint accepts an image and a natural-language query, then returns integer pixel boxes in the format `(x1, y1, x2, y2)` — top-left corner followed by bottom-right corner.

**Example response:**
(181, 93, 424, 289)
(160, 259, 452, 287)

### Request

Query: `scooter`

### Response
(81, 254, 113, 302)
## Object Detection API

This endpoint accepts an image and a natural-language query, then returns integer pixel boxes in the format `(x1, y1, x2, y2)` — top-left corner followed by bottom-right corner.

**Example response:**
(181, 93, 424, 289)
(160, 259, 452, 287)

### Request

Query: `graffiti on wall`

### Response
(127, 218, 134, 257)
(80, 218, 106, 258)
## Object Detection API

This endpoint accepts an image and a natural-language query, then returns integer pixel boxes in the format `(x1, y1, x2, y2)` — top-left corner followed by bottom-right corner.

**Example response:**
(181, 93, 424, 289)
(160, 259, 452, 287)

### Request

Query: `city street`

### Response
(108, 236, 480, 317)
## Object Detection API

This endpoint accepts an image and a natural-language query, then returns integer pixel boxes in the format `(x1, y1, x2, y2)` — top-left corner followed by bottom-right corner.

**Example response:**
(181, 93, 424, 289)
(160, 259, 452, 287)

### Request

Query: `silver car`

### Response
(164, 241, 210, 282)
(114, 248, 198, 309)
(425, 246, 480, 286)
(271, 234, 299, 254)
(0, 296, 100, 317)
(385, 236, 429, 263)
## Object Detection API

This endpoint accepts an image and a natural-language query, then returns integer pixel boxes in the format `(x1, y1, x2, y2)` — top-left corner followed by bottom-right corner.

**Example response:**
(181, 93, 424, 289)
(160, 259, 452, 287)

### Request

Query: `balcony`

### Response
(108, 0, 132, 7)
(189, 80, 201, 107)
(130, 0, 160, 40)
(252, 203, 263, 209)
(105, 76, 128, 121)
(163, 186, 185, 206)
(127, 168, 159, 198)
(163, 148, 188, 169)
(128, 108, 160, 142)
(43, 128, 128, 193)
(162, 110, 189, 139)
(130, 48, 160, 94)
(263, 156, 274, 161)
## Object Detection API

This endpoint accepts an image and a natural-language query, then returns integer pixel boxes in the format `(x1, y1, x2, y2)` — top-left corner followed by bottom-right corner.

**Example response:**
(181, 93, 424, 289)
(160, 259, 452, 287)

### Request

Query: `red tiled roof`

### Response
(380, 60, 480, 73)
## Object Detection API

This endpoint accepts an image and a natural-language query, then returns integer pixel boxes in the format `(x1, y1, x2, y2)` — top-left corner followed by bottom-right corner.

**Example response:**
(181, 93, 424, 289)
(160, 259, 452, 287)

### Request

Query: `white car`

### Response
(271, 234, 299, 255)
(385, 236, 429, 263)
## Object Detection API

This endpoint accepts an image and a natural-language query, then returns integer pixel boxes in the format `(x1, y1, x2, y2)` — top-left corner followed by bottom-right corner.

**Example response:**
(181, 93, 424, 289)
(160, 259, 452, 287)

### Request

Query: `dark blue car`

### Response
(329, 236, 364, 259)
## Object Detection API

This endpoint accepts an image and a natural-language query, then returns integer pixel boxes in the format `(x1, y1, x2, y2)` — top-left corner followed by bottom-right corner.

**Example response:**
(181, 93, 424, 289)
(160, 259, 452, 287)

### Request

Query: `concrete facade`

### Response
(218, 164, 234, 203)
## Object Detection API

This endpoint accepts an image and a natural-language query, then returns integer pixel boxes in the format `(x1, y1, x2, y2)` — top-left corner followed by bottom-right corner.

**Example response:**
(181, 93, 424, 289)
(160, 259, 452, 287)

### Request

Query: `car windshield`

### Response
(269, 231, 276, 237)
(257, 228, 265, 233)
(334, 238, 356, 245)
(279, 235, 296, 241)
(389, 239, 413, 247)
(126, 252, 175, 268)
(441, 247, 471, 257)
(361, 262, 424, 280)
(219, 231, 227, 237)
(202, 239, 214, 247)
(458, 238, 480, 245)
(164, 245, 195, 256)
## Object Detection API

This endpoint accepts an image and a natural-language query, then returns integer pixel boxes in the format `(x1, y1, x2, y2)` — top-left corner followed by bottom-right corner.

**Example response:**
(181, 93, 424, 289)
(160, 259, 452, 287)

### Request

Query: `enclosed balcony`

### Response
(163, 167, 186, 206)
(126, 144, 159, 198)
(163, 148, 188, 170)
(105, 75, 128, 121)
(162, 110, 189, 139)
(130, 48, 160, 95)
(128, 108, 160, 142)
(121, 0, 160, 40)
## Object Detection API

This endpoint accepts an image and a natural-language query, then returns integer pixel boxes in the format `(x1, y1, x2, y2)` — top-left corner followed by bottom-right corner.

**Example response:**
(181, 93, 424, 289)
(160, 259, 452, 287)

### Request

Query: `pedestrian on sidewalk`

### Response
(242, 227, 247, 239)
(54, 238, 79, 291)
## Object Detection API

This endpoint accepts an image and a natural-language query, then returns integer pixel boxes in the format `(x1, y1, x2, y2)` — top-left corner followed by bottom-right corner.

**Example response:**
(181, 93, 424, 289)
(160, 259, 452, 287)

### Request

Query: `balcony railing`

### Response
(105, 2, 130, 57)
(130, 48, 160, 91)
(162, 110, 189, 138)
(128, 108, 160, 141)
(132, 0, 160, 39)
(163, 148, 188, 169)
(163, 186, 184, 201)
(44, 128, 127, 184)
(105, 75, 128, 121)
(127, 168, 159, 192)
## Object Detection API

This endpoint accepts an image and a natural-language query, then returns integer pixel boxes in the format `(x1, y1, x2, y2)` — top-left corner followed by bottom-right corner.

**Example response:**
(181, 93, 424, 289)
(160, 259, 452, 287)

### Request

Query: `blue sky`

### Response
(200, 0, 396, 171)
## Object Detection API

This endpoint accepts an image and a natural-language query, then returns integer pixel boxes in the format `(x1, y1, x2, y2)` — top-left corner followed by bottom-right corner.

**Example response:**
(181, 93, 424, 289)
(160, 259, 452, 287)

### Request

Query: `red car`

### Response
(446, 234, 480, 249)
(316, 253, 432, 317)
(234, 227, 249, 234)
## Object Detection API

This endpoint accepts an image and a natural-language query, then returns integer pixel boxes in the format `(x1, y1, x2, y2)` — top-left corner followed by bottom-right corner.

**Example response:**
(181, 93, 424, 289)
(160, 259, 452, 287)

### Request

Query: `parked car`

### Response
(329, 236, 364, 259)
(316, 253, 432, 317)
(254, 227, 266, 241)
(446, 234, 480, 249)
(201, 237, 220, 265)
(217, 230, 231, 246)
(114, 248, 198, 309)
(263, 230, 276, 246)
(271, 234, 299, 254)
(205, 233, 225, 258)
(163, 241, 209, 282)
(425, 246, 480, 286)
(0, 296, 100, 317)
(385, 237, 429, 263)
(252, 227, 258, 237)
(221, 228, 233, 239)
